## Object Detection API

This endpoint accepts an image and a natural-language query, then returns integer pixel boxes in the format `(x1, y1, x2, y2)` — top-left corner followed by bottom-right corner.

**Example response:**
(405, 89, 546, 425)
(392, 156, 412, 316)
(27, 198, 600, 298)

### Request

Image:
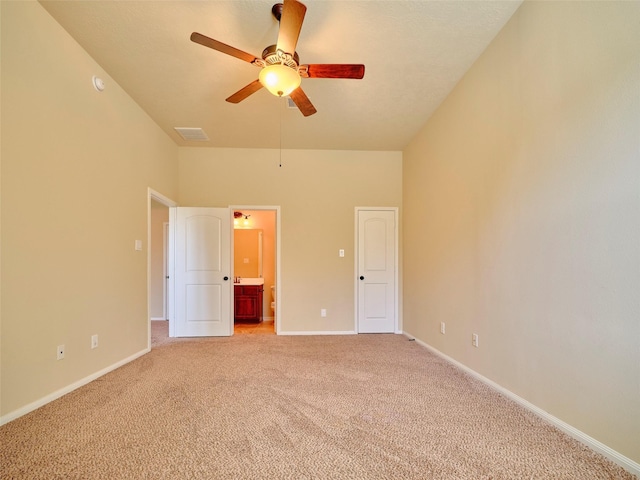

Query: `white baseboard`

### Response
(404, 331, 640, 478)
(150, 317, 166, 321)
(0, 348, 150, 426)
(279, 330, 357, 336)
(279, 330, 402, 336)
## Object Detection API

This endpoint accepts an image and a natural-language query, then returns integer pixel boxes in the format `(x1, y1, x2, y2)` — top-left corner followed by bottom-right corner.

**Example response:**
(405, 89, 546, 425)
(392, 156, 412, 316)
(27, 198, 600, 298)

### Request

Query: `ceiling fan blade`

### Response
(191, 32, 259, 64)
(301, 64, 365, 79)
(276, 0, 307, 55)
(289, 87, 317, 117)
(226, 80, 263, 104)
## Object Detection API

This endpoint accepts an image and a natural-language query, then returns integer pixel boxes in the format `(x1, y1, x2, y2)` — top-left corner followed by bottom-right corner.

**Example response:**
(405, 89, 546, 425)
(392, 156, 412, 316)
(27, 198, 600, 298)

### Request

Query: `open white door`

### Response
(174, 207, 232, 337)
(357, 208, 397, 333)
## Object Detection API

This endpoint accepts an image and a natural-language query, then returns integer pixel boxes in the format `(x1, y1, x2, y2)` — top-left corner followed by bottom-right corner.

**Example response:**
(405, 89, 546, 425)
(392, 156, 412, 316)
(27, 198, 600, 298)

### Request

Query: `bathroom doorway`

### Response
(232, 207, 279, 335)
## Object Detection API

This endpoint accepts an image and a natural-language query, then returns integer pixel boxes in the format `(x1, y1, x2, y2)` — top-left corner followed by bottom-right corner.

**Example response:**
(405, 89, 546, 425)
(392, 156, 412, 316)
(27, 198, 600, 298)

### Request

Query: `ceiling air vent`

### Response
(287, 97, 298, 109)
(174, 127, 209, 141)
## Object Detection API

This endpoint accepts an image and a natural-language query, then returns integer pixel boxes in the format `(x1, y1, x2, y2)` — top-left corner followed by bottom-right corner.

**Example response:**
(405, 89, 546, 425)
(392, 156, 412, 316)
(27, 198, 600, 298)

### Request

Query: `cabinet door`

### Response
(235, 286, 259, 320)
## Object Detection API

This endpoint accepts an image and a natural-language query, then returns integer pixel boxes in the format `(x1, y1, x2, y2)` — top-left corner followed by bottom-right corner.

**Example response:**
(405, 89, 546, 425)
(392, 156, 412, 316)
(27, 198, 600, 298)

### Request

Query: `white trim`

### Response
(354, 207, 399, 334)
(279, 330, 357, 336)
(148, 188, 178, 208)
(150, 317, 166, 321)
(404, 332, 640, 478)
(258, 230, 263, 278)
(229, 205, 281, 335)
(0, 348, 150, 426)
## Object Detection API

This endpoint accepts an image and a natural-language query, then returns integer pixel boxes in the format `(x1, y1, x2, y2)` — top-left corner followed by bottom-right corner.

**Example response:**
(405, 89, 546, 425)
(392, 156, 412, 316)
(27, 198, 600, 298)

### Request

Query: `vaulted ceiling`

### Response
(39, 0, 522, 151)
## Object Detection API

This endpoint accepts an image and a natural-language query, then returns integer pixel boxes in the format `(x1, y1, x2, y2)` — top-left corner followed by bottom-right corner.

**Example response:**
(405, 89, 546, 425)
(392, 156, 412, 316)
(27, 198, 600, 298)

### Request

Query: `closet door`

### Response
(356, 209, 397, 333)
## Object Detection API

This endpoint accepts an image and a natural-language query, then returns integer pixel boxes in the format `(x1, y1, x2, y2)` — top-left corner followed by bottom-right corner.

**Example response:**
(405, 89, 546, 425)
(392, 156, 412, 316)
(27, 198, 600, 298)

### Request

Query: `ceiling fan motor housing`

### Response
(271, 3, 284, 22)
(261, 45, 299, 69)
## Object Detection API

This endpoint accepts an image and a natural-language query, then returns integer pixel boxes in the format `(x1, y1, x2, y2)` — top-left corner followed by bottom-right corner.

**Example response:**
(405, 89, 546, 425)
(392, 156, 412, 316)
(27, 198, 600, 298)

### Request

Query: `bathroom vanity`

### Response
(234, 279, 264, 323)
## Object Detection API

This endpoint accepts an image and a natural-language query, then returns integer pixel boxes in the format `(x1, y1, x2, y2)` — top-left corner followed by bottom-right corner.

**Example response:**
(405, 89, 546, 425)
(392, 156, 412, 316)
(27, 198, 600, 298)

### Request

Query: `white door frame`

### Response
(354, 207, 399, 334)
(147, 188, 178, 348)
(230, 205, 281, 335)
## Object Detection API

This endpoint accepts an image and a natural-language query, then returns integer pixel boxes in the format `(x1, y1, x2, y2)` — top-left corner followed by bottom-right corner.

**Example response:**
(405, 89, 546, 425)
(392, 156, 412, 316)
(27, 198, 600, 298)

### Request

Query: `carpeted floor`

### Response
(150, 320, 274, 347)
(1, 330, 634, 479)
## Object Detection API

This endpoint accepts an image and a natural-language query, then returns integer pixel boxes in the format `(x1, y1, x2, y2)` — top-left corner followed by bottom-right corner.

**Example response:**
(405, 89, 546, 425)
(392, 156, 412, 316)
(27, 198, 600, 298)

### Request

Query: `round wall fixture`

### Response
(92, 76, 105, 92)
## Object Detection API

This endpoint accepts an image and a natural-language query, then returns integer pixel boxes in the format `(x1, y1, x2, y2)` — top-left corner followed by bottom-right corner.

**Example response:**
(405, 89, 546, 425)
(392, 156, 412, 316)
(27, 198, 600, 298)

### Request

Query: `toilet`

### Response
(270, 285, 276, 318)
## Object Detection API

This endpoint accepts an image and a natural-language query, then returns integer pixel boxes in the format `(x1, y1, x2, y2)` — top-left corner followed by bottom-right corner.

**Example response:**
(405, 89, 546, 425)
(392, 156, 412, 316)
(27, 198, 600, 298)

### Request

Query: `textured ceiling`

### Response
(39, 0, 522, 151)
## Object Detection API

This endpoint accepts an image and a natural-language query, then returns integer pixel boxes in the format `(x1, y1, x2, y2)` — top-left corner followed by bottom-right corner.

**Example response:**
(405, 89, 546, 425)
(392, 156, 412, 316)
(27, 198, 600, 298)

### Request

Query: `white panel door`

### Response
(175, 207, 232, 337)
(357, 209, 397, 333)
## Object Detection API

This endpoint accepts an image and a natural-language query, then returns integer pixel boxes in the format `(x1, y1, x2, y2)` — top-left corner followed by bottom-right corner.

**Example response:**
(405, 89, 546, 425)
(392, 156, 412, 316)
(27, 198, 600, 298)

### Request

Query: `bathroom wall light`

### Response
(233, 211, 251, 228)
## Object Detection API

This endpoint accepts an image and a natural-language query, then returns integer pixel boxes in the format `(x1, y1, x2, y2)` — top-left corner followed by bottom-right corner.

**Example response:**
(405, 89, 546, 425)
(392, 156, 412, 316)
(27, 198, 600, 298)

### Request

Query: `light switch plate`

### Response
(134, 240, 142, 251)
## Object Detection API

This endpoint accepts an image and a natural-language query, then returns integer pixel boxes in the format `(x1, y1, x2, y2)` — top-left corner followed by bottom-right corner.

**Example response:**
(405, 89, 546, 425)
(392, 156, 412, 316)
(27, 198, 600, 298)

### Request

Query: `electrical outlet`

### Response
(91, 334, 99, 349)
(472, 333, 479, 347)
(320, 309, 327, 317)
(440, 322, 446, 334)
(57, 345, 65, 360)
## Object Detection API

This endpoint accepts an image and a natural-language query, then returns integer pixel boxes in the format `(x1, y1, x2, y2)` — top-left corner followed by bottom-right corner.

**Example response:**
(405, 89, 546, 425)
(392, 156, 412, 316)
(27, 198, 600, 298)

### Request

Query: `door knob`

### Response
(223, 276, 229, 281)
(360, 276, 365, 280)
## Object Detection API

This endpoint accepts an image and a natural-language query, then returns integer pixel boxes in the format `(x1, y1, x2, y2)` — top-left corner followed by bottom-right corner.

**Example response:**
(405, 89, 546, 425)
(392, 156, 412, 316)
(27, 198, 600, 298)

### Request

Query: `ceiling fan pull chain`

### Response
(279, 98, 284, 168)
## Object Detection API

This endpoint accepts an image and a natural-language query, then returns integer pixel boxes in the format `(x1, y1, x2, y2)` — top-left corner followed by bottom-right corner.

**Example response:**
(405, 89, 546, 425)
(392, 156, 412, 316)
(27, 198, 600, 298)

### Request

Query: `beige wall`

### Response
(1, 2, 178, 417)
(179, 148, 403, 333)
(403, 0, 639, 464)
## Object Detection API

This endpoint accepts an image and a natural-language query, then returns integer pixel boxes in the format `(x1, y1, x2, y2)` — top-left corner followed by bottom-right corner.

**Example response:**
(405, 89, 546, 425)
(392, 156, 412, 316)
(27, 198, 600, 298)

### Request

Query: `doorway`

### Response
(232, 207, 279, 335)
(165, 204, 281, 338)
(150, 200, 169, 321)
(147, 189, 177, 349)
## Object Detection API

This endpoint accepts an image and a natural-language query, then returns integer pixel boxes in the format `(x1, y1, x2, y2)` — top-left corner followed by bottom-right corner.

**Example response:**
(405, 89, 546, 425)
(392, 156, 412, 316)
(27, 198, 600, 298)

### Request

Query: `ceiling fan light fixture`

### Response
(259, 64, 301, 97)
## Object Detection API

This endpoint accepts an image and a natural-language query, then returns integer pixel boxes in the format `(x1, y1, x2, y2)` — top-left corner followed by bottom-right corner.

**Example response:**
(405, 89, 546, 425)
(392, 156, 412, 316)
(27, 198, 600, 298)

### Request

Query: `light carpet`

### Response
(1, 328, 634, 479)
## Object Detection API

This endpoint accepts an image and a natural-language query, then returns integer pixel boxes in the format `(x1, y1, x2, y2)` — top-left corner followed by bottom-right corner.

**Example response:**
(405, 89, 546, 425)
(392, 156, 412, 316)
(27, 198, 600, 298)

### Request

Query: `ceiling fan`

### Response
(190, 0, 365, 117)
